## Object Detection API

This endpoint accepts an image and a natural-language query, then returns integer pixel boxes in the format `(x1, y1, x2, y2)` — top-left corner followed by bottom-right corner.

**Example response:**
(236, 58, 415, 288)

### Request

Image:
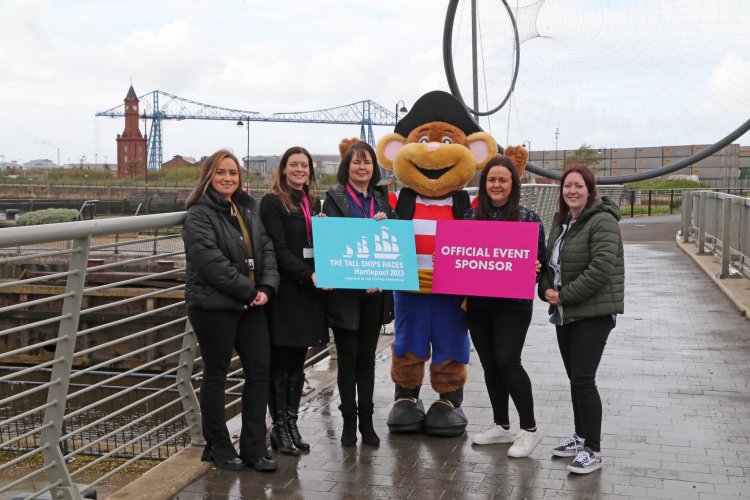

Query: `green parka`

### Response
(538, 196, 624, 322)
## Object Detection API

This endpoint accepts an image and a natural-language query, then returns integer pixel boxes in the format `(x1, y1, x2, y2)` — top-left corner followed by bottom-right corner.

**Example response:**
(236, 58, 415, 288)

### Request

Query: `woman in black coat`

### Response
(259, 146, 328, 456)
(182, 149, 279, 472)
(323, 141, 395, 447)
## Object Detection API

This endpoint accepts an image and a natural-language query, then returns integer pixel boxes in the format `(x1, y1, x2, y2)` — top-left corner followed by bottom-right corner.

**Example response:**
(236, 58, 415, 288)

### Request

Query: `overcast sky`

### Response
(1, 0, 748, 166)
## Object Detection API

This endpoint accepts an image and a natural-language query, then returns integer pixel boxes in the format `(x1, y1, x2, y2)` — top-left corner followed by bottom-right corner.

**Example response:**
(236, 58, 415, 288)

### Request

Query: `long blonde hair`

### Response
(185, 149, 243, 208)
(268, 146, 318, 213)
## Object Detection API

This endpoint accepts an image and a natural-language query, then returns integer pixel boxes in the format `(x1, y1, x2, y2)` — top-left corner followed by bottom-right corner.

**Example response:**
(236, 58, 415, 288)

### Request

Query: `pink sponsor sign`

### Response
(432, 220, 539, 299)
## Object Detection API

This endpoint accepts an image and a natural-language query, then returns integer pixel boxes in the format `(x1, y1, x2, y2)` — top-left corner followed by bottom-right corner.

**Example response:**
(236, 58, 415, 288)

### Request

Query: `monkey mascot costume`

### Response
(374, 90, 526, 436)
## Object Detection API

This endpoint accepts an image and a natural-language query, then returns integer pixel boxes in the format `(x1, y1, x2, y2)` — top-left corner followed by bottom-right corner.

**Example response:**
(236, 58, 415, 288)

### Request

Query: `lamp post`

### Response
(237, 118, 251, 190)
(395, 100, 408, 123)
(522, 141, 531, 182)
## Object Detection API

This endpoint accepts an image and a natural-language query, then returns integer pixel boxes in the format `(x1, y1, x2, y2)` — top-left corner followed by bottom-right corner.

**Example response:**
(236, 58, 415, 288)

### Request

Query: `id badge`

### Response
(246, 258, 255, 270)
(302, 246, 314, 259)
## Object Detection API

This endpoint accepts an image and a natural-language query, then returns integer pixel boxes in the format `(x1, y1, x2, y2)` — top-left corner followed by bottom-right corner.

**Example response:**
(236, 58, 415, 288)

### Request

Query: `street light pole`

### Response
(395, 100, 408, 124)
(237, 118, 250, 190)
(522, 141, 531, 182)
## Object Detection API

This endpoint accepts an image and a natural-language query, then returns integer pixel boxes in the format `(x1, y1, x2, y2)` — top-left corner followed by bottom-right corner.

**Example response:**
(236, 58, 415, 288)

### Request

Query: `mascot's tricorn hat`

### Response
(395, 90, 482, 138)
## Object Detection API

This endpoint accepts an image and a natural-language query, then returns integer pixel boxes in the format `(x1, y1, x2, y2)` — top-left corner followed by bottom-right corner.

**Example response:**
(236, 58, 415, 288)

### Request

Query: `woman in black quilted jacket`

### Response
(183, 149, 279, 472)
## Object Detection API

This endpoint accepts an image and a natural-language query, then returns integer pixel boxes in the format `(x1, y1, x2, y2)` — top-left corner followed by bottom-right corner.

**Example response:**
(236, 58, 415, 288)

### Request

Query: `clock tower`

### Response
(116, 85, 148, 178)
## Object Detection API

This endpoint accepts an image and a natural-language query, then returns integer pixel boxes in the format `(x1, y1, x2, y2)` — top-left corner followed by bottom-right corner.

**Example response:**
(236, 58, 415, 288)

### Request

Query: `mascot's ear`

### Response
(339, 137, 360, 160)
(504, 145, 529, 177)
(466, 132, 498, 170)
(375, 133, 407, 171)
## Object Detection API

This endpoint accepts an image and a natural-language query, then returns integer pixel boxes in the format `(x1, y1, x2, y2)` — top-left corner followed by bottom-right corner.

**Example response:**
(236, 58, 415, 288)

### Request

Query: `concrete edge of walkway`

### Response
(107, 336, 393, 500)
(676, 239, 750, 319)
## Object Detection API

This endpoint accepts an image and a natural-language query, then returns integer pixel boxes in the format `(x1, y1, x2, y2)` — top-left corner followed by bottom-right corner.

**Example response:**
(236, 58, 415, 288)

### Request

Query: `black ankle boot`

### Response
(269, 376, 299, 456)
(286, 373, 310, 451)
(357, 403, 380, 447)
(339, 404, 357, 447)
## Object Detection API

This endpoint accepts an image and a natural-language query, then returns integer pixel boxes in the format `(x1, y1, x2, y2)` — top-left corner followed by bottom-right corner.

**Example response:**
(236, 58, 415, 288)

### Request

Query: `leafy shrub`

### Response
(16, 208, 79, 226)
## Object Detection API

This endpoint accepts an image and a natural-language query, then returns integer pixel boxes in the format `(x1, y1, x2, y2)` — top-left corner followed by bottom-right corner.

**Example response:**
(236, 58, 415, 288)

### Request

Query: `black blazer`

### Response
(259, 191, 329, 348)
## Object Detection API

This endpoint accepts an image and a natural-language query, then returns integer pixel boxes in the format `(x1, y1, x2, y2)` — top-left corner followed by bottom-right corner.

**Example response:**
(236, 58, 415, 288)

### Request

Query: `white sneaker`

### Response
(471, 424, 514, 445)
(507, 429, 543, 457)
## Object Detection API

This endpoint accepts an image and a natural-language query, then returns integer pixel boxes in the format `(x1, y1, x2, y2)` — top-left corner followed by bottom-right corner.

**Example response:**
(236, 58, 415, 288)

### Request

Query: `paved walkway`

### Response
(174, 218, 750, 499)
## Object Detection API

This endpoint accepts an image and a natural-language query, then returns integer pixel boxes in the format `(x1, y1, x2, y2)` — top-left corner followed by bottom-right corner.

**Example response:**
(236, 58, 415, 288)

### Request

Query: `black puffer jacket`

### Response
(183, 188, 279, 310)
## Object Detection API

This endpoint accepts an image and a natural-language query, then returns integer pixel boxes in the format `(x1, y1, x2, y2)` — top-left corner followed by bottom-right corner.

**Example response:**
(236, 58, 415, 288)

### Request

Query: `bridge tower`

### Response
(116, 85, 148, 178)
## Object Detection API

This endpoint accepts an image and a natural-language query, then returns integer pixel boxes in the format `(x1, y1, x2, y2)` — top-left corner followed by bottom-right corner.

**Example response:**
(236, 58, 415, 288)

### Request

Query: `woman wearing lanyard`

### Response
(260, 146, 329, 456)
(183, 149, 279, 471)
(323, 141, 396, 447)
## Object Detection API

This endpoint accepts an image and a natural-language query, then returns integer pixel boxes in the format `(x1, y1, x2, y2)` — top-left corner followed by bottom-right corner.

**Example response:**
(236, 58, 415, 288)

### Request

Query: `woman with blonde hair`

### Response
(183, 149, 279, 471)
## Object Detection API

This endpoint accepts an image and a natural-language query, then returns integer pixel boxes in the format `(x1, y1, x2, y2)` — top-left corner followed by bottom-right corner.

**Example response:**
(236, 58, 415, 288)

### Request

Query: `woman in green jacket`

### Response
(539, 163, 624, 475)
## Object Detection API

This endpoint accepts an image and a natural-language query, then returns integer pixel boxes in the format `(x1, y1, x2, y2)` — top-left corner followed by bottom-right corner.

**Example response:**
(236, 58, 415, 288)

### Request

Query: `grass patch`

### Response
(625, 179, 707, 189)
(0, 450, 161, 476)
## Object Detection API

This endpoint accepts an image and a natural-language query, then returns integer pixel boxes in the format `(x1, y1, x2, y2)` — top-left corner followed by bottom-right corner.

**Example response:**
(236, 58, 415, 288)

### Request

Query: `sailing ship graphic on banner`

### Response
(344, 227, 400, 260)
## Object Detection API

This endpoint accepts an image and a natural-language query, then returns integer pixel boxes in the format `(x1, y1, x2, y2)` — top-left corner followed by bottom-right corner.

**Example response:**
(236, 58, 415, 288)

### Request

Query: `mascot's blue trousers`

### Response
(393, 291, 470, 364)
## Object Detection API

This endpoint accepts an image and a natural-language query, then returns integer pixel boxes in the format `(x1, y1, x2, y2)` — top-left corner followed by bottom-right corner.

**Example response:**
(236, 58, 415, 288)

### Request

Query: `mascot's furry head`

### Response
(374, 90, 528, 198)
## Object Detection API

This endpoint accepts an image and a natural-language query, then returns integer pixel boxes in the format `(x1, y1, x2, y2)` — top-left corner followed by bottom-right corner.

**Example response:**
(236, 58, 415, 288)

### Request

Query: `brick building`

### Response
(116, 85, 148, 178)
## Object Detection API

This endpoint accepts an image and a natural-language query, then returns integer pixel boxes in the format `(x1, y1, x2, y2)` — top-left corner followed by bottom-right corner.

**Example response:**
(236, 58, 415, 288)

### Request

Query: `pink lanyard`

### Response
(300, 194, 313, 243)
(345, 183, 375, 218)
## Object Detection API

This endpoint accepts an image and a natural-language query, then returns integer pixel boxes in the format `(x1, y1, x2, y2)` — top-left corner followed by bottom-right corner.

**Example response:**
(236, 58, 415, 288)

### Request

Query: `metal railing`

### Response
(681, 190, 750, 278)
(620, 187, 748, 218)
(0, 211, 339, 499)
(0, 213, 207, 500)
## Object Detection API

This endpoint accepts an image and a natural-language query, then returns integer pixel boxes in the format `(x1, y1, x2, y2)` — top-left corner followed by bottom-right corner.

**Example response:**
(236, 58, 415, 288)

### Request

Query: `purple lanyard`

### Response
(345, 183, 375, 218)
(300, 194, 312, 243)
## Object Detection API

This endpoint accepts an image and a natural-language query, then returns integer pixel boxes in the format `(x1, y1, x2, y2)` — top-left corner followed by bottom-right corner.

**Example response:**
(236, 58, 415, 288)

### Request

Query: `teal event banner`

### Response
(312, 218, 419, 291)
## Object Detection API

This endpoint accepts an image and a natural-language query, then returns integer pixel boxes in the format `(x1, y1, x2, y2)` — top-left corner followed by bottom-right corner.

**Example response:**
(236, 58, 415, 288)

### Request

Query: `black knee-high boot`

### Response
(286, 373, 310, 451)
(357, 402, 380, 447)
(357, 371, 379, 446)
(268, 375, 299, 456)
(339, 402, 358, 447)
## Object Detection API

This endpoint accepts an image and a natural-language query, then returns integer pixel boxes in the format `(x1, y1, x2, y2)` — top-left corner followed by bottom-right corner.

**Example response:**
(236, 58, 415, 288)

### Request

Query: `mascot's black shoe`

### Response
(386, 397, 425, 433)
(423, 400, 467, 437)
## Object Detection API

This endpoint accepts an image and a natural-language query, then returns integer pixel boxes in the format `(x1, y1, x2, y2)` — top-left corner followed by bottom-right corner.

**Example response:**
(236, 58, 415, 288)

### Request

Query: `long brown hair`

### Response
(557, 163, 597, 221)
(268, 146, 318, 213)
(475, 155, 521, 221)
(185, 149, 243, 208)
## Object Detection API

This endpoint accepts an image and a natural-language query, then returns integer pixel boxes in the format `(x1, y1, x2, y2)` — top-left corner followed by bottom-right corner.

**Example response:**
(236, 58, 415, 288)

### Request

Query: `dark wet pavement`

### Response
(175, 217, 750, 499)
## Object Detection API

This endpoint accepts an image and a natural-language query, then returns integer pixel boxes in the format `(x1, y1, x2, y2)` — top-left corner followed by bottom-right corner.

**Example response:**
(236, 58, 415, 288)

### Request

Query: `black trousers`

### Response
(332, 294, 383, 411)
(467, 301, 536, 430)
(270, 345, 308, 378)
(556, 315, 615, 453)
(189, 306, 270, 463)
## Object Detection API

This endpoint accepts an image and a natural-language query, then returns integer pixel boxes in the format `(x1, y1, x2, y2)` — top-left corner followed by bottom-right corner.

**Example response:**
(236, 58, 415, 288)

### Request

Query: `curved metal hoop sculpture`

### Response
(442, 1, 750, 184)
(443, 0, 520, 117)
